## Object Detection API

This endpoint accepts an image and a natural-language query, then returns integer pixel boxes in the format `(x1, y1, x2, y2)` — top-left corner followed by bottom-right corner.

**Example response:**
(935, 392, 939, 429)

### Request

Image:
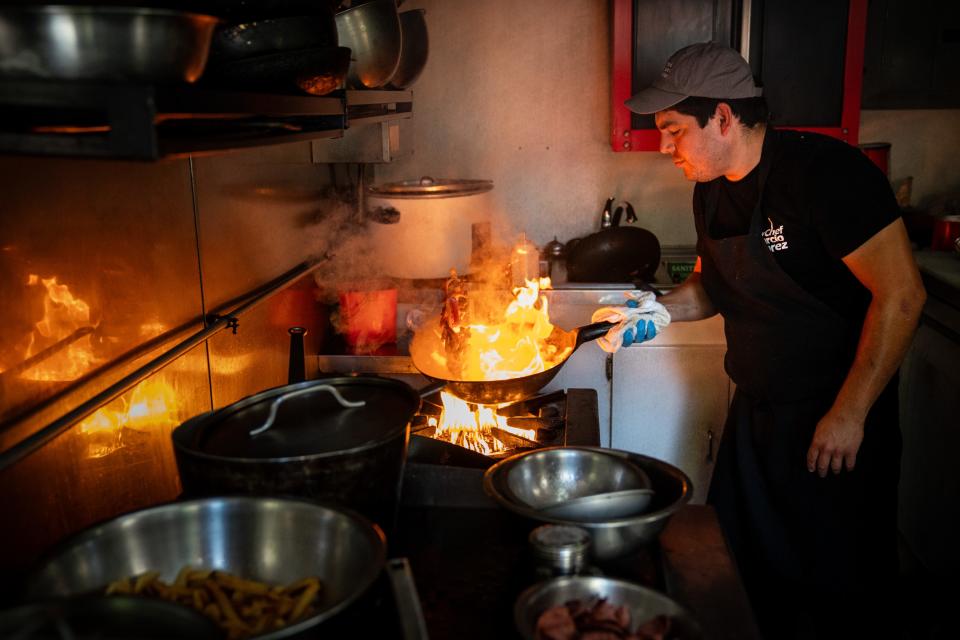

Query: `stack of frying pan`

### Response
(200, 1, 350, 95)
(202, 0, 429, 95)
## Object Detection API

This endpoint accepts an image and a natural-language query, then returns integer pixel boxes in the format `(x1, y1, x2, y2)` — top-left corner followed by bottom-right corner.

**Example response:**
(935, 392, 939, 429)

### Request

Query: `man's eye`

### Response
(669, 129, 680, 136)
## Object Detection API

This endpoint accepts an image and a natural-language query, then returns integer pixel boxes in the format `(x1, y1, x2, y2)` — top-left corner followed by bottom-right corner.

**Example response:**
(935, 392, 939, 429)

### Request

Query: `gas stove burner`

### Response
(410, 389, 569, 459)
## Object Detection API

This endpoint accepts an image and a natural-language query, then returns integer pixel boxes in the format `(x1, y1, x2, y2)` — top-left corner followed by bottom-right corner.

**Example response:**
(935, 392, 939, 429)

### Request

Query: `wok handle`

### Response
(417, 381, 446, 399)
(634, 280, 664, 297)
(574, 321, 617, 348)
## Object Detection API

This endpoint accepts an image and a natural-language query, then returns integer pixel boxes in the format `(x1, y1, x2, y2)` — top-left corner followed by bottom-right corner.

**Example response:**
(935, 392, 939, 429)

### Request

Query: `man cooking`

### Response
(622, 42, 926, 638)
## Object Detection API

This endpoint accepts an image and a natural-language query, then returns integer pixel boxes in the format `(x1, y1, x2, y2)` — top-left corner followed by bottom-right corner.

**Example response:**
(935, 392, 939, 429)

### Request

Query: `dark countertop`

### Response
(391, 503, 760, 640)
(915, 249, 960, 294)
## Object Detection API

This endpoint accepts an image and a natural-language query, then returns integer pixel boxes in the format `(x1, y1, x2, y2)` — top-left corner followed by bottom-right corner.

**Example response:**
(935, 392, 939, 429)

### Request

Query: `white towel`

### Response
(590, 291, 671, 353)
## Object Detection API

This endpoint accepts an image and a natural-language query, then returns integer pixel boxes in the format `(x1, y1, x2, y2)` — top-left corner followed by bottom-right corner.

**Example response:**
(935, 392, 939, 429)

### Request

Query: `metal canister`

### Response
(529, 524, 592, 576)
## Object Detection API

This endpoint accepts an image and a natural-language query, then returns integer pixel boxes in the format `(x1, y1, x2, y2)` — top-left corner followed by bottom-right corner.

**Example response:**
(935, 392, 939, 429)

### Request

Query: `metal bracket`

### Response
(207, 314, 240, 334)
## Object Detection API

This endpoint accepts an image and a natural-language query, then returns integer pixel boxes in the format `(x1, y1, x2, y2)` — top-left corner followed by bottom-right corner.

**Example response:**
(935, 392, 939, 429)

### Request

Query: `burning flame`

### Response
(78, 378, 180, 458)
(432, 391, 536, 455)
(443, 277, 569, 381)
(21, 275, 100, 381)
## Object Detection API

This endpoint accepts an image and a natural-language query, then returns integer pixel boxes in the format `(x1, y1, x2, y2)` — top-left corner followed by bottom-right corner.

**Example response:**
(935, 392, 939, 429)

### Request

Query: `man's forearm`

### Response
(659, 272, 717, 321)
(831, 286, 925, 421)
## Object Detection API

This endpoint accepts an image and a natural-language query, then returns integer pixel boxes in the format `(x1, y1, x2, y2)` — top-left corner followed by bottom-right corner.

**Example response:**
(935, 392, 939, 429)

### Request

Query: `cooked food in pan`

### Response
(106, 566, 323, 639)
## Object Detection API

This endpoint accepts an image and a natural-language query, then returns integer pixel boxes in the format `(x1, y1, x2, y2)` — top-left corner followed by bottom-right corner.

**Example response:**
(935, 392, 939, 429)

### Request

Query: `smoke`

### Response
(309, 201, 390, 302)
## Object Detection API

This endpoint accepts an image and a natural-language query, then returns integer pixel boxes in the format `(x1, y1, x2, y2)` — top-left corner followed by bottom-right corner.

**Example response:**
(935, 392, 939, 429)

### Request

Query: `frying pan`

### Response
(409, 317, 614, 405)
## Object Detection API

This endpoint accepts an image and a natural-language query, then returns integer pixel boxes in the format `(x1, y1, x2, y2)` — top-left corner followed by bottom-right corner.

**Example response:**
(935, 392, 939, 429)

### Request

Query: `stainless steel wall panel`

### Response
(192, 141, 335, 306)
(0, 348, 210, 571)
(0, 155, 203, 433)
(193, 142, 333, 408)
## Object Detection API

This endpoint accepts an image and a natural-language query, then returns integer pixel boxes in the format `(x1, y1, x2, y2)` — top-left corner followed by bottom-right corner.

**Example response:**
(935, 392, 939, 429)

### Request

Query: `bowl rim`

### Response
(483, 446, 692, 528)
(513, 574, 699, 640)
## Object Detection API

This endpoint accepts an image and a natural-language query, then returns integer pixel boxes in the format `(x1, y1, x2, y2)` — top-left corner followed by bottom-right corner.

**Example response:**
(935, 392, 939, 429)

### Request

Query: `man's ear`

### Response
(715, 102, 736, 135)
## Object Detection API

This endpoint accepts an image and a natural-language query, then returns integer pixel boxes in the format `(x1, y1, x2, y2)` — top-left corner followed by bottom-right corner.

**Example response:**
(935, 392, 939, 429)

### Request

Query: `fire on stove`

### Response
(410, 390, 566, 458)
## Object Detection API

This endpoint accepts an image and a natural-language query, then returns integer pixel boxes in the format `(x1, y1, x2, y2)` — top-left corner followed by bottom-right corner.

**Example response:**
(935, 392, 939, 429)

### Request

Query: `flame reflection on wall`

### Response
(77, 379, 179, 459)
(20, 275, 100, 381)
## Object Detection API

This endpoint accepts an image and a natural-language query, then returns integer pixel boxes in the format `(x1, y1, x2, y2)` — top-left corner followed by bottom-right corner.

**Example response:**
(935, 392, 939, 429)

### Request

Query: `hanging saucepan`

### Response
(172, 376, 442, 531)
(409, 318, 614, 405)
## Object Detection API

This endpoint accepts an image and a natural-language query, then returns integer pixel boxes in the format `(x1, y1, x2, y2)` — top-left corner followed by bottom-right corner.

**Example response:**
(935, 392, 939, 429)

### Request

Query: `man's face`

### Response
(654, 109, 727, 182)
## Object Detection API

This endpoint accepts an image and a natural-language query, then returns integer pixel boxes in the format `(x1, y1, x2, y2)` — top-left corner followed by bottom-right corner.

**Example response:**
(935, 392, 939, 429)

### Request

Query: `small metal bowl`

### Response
(537, 488, 655, 521)
(484, 447, 692, 561)
(514, 575, 702, 640)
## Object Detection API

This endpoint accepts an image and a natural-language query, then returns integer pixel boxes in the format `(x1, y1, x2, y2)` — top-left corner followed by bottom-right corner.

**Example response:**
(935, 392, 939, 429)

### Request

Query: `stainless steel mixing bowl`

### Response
(0, 6, 218, 83)
(484, 447, 692, 561)
(386, 8, 428, 89)
(27, 497, 386, 639)
(335, 0, 402, 88)
(514, 575, 702, 640)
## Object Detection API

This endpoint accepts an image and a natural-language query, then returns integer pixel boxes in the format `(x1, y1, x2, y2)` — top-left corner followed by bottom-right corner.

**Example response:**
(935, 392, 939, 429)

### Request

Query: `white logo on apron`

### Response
(762, 217, 789, 252)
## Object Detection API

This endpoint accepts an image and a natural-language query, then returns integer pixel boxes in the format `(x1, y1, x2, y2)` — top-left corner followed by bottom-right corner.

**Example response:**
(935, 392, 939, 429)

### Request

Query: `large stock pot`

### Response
(366, 177, 494, 280)
(172, 376, 426, 530)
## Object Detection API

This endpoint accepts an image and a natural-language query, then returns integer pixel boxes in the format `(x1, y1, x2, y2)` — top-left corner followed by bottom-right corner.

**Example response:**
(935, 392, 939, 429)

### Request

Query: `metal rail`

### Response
(0, 256, 329, 471)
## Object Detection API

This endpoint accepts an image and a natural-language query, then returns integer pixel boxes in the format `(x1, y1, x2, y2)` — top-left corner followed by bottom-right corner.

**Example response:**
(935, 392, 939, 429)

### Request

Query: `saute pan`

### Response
(409, 317, 614, 405)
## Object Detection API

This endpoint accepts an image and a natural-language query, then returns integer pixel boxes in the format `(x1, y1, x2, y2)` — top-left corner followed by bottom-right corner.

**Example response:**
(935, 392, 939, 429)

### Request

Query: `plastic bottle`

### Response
(510, 233, 540, 287)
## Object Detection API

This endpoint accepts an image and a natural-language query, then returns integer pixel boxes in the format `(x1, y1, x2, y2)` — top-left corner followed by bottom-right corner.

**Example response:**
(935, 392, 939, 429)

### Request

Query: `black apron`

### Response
(700, 132, 902, 639)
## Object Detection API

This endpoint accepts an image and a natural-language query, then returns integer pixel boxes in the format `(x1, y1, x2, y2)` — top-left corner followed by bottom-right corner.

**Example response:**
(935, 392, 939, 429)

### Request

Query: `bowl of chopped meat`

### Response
(514, 575, 702, 640)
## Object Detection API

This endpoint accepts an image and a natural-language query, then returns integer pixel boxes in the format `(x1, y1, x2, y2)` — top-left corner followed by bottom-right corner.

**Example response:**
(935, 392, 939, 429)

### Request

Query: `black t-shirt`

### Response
(694, 129, 902, 321)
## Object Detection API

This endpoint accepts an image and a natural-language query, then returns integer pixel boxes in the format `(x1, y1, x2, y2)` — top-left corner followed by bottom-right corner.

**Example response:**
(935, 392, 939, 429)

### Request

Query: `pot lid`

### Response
(367, 176, 493, 199)
(178, 377, 419, 460)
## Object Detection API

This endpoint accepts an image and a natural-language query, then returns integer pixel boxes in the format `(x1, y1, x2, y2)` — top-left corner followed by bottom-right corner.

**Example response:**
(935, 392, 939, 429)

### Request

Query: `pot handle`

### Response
(249, 385, 366, 436)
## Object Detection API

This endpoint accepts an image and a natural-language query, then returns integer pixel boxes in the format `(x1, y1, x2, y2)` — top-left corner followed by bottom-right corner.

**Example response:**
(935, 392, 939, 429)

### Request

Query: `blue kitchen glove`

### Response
(622, 319, 657, 345)
(621, 299, 657, 345)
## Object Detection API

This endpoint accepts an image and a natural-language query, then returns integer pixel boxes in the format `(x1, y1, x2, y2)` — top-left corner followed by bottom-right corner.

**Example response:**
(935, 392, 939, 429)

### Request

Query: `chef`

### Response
(621, 42, 926, 638)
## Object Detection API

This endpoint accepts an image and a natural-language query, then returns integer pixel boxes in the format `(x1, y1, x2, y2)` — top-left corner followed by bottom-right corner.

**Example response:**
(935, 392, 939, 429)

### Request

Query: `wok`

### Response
(204, 45, 351, 95)
(566, 226, 660, 283)
(209, 13, 339, 62)
(409, 317, 614, 405)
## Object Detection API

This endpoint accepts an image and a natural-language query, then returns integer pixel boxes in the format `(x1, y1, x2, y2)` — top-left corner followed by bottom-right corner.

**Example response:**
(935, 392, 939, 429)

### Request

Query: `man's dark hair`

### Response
(672, 96, 769, 129)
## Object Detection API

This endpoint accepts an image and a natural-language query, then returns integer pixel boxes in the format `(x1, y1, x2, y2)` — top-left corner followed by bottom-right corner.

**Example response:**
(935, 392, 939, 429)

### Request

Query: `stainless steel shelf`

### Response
(0, 81, 412, 160)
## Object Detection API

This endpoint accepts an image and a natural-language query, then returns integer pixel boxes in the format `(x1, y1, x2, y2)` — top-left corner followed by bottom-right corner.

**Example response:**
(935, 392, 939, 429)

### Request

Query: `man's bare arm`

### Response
(659, 259, 718, 321)
(807, 218, 926, 476)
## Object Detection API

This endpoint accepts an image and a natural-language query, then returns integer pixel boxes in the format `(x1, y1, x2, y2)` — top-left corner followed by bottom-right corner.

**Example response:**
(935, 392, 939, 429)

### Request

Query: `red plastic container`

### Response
(931, 216, 960, 252)
(337, 288, 397, 352)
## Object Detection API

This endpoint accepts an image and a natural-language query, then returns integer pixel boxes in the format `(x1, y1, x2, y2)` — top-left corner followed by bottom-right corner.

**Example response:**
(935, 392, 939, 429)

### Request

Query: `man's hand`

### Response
(622, 318, 657, 345)
(806, 409, 865, 477)
(621, 299, 657, 345)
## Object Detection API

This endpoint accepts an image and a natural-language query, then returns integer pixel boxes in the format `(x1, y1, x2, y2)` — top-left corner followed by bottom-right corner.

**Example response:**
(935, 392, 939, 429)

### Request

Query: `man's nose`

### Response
(659, 135, 674, 154)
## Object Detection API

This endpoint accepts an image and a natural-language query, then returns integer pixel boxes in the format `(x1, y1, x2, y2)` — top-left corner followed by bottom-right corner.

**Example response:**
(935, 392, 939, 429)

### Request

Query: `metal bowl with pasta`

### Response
(26, 497, 386, 639)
